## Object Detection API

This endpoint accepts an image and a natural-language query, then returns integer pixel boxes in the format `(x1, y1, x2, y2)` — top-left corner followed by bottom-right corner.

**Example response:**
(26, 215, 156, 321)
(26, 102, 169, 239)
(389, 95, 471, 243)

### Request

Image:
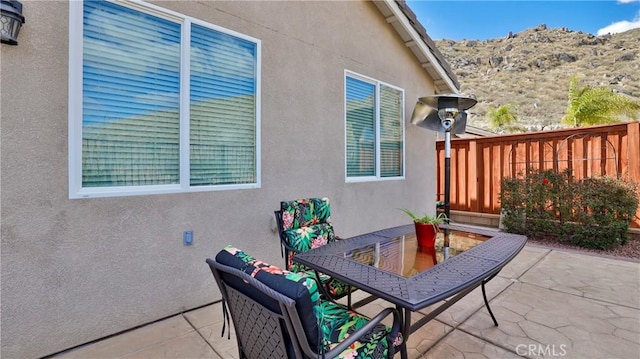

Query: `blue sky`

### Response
(406, 0, 640, 40)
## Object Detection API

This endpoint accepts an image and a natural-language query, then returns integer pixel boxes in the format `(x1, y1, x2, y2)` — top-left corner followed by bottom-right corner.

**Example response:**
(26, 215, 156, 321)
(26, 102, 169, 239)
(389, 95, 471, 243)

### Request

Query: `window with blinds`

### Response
(189, 24, 257, 186)
(345, 72, 404, 181)
(69, 1, 260, 198)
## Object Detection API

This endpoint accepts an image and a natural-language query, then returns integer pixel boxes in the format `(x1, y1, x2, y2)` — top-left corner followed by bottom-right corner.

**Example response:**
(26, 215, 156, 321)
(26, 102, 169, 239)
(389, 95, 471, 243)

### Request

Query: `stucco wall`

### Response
(0, 1, 439, 357)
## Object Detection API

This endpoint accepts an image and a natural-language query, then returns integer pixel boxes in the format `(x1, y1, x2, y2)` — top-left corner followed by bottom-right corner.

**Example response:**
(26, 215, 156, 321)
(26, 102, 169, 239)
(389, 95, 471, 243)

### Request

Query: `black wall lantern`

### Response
(410, 94, 477, 257)
(1, 0, 25, 45)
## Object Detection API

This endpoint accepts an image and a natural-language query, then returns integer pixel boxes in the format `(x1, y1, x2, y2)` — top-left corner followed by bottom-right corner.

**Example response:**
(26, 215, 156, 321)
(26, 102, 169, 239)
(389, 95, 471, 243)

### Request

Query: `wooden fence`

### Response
(436, 122, 640, 228)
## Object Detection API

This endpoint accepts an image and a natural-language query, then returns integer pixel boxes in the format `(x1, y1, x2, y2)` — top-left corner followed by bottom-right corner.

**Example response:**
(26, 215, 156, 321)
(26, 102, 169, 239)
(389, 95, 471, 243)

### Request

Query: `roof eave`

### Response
(372, 0, 460, 94)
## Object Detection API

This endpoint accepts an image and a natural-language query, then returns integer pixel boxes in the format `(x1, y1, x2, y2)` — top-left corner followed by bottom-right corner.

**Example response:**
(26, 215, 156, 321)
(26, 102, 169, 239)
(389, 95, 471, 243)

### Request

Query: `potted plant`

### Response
(399, 209, 447, 248)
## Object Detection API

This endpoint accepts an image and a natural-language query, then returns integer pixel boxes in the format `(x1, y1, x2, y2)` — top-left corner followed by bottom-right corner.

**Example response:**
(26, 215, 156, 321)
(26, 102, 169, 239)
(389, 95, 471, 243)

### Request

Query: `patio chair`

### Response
(207, 246, 405, 359)
(274, 197, 355, 302)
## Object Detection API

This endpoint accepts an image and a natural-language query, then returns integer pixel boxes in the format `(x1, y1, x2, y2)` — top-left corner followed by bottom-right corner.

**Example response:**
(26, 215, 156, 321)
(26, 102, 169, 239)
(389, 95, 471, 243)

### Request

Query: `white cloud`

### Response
(617, 0, 639, 4)
(597, 11, 640, 35)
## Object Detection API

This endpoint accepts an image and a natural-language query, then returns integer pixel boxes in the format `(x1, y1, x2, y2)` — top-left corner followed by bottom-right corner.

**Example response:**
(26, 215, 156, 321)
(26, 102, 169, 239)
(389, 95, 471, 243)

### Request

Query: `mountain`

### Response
(434, 25, 640, 131)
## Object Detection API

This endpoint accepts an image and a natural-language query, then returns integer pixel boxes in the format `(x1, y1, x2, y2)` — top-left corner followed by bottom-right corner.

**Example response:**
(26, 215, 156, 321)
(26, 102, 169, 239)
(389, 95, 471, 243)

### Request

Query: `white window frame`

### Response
(68, 0, 261, 199)
(344, 70, 405, 183)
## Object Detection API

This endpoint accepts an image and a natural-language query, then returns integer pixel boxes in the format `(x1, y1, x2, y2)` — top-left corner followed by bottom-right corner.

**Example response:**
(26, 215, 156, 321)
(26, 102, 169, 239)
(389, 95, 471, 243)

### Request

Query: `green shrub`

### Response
(500, 169, 638, 250)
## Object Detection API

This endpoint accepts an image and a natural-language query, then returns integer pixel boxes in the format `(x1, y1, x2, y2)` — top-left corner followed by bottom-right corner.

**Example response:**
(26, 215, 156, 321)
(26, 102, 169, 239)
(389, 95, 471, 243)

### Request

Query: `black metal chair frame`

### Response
(207, 258, 405, 359)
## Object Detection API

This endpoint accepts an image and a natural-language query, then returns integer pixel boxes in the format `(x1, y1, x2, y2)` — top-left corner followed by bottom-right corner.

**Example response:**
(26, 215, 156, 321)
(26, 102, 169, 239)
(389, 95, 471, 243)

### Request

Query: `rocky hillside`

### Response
(435, 25, 640, 131)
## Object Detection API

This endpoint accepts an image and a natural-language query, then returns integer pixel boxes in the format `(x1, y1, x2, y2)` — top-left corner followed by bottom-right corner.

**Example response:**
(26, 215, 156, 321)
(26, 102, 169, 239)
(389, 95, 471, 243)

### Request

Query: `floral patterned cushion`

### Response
(283, 222, 336, 269)
(215, 246, 402, 358)
(279, 198, 353, 298)
(296, 268, 355, 299)
(280, 197, 333, 230)
(317, 301, 404, 359)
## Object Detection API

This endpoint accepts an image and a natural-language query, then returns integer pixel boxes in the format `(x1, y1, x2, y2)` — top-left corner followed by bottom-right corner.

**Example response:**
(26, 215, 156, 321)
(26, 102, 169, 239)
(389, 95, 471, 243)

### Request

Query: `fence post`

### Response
(627, 122, 640, 229)
(469, 141, 479, 212)
(627, 122, 640, 184)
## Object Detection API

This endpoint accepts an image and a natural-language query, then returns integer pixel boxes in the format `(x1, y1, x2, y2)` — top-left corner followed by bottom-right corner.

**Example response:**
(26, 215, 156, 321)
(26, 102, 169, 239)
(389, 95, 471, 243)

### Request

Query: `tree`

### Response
(486, 104, 524, 133)
(562, 76, 640, 127)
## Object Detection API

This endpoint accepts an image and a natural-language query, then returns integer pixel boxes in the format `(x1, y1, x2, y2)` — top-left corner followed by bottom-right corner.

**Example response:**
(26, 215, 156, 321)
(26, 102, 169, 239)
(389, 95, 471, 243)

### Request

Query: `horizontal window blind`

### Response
(346, 77, 376, 177)
(190, 24, 257, 186)
(82, 1, 181, 187)
(380, 85, 403, 177)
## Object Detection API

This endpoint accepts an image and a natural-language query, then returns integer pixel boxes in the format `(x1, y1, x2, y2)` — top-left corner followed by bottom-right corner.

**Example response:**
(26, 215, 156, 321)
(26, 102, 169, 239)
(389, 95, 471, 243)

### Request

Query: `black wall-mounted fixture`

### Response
(1, 0, 25, 45)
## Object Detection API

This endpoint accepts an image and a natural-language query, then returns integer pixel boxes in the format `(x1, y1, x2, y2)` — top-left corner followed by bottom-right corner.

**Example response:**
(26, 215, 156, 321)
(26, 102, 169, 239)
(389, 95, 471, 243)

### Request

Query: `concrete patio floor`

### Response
(52, 244, 640, 359)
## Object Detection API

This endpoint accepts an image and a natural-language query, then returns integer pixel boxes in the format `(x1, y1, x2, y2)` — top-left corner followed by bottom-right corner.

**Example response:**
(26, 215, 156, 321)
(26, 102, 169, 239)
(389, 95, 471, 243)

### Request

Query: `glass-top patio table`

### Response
(294, 223, 527, 358)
